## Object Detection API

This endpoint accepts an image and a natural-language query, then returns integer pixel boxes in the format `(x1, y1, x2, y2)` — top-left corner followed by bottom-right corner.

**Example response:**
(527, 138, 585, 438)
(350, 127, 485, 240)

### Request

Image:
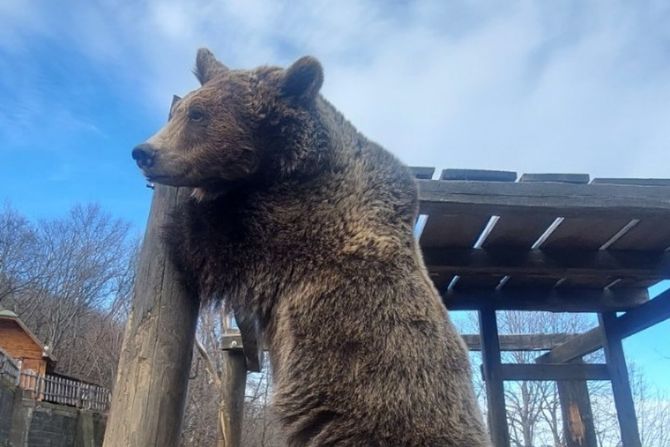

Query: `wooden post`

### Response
(103, 185, 199, 447)
(599, 312, 641, 447)
(556, 359, 598, 447)
(221, 335, 248, 447)
(478, 308, 510, 447)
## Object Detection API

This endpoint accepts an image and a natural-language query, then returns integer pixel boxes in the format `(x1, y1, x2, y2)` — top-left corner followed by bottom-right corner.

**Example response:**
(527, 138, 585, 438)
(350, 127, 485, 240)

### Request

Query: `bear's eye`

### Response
(188, 108, 205, 122)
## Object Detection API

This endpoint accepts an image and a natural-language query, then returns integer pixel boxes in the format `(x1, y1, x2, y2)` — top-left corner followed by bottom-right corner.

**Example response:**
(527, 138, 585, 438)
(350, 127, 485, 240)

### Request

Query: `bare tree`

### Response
(591, 363, 670, 447)
(2, 203, 137, 388)
(0, 202, 40, 302)
(179, 305, 286, 447)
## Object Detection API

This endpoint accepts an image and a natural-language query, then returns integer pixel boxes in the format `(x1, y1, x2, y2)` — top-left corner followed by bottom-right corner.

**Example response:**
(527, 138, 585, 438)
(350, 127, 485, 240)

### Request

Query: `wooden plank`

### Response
(557, 276, 616, 289)
(519, 173, 590, 184)
(500, 363, 609, 381)
(452, 274, 503, 290)
(419, 214, 490, 248)
(536, 289, 670, 364)
(593, 177, 670, 251)
(540, 217, 632, 250)
(443, 287, 648, 312)
(592, 178, 670, 187)
(462, 333, 578, 352)
(441, 168, 517, 182)
(421, 247, 670, 280)
(535, 328, 602, 364)
(103, 185, 199, 447)
(221, 350, 247, 447)
(409, 166, 435, 180)
(483, 174, 570, 249)
(609, 277, 660, 289)
(478, 308, 510, 447)
(417, 179, 670, 219)
(503, 275, 561, 290)
(556, 359, 599, 447)
(221, 333, 242, 350)
(608, 218, 670, 251)
(599, 312, 642, 447)
(482, 215, 556, 249)
(616, 288, 670, 336)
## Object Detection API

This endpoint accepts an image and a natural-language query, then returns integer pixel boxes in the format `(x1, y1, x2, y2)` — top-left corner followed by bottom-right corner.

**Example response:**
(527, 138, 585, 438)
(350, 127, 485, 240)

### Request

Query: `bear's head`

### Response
(132, 48, 325, 199)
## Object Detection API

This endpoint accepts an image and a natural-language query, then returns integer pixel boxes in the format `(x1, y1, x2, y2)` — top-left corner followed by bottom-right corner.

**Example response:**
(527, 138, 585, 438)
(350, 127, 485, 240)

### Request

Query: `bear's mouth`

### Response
(143, 171, 202, 188)
(143, 173, 183, 187)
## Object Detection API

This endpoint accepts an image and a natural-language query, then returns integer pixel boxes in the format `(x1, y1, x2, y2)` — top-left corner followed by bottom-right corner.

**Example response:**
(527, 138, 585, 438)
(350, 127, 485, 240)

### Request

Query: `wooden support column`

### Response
(220, 335, 248, 447)
(103, 185, 199, 447)
(556, 359, 598, 447)
(500, 363, 609, 381)
(478, 308, 510, 447)
(600, 312, 641, 447)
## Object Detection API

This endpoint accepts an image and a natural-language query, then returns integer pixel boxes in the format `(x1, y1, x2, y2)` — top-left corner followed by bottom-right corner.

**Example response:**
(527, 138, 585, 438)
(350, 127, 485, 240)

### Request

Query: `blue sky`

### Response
(1, 1, 669, 390)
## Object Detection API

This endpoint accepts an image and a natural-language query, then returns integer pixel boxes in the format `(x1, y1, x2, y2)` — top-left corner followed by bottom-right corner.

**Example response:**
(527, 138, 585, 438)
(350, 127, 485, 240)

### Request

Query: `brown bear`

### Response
(132, 48, 490, 447)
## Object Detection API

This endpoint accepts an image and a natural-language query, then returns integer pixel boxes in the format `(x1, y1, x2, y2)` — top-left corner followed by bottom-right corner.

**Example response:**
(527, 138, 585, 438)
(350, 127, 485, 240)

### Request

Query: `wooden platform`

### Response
(413, 168, 670, 311)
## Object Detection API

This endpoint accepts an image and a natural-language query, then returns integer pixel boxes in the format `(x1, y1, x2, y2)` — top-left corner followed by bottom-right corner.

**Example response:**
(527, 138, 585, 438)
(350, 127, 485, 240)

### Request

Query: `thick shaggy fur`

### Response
(134, 49, 489, 446)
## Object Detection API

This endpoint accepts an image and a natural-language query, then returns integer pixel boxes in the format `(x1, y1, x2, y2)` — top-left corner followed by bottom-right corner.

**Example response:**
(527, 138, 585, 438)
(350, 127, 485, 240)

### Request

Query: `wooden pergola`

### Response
(103, 167, 670, 447)
(412, 168, 670, 447)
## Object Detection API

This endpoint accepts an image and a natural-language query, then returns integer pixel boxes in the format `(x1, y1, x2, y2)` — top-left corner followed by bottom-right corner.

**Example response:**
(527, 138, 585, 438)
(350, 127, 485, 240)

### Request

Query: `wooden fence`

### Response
(20, 371, 110, 412)
(0, 347, 20, 384)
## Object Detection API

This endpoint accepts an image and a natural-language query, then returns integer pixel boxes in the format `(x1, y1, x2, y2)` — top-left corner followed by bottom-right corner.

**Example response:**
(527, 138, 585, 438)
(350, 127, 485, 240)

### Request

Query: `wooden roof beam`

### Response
(535, 288, 670, 363)
(417, 179, 670, 218)
(462, 333, 578, 352)
(535, 327, 603, 364)
(423, 247, 670, 280)
(500, 363, 610, 381)
(616, 288, 670, 337)
(442, 287, 648, 312)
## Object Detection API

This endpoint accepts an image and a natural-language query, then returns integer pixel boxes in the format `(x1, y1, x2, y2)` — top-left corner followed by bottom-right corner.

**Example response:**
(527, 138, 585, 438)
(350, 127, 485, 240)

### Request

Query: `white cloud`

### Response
(2, 0, 670, 177)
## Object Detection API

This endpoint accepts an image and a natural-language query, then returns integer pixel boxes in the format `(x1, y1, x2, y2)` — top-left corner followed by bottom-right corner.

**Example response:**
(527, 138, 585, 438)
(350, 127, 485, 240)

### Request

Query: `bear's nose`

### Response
(132, 144, 156, 168)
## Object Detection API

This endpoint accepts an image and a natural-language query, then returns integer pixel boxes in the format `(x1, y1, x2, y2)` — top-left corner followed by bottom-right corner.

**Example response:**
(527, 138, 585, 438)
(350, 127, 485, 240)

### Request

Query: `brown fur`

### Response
(133, 48, 490, 446)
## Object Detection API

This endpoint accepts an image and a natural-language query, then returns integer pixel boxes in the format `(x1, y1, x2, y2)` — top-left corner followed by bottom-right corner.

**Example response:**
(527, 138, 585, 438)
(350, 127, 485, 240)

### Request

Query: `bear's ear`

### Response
(280, 56, 324, 101)
(194, 48, 228, 85)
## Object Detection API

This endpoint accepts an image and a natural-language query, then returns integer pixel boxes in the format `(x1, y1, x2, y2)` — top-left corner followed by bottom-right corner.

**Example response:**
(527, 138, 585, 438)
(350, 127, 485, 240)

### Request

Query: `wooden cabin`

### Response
(0, 309, 55, 379)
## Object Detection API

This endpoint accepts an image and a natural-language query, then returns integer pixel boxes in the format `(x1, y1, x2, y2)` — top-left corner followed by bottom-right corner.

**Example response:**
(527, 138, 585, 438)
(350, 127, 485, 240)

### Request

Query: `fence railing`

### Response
(0, 347, 20, 384)
(20, 371, 110, 411)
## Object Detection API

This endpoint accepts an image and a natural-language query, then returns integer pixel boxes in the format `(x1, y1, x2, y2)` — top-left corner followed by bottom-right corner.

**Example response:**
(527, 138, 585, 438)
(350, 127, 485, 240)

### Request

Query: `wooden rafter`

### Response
(442, 287, 648, 312)
(423, 247, 670, 280)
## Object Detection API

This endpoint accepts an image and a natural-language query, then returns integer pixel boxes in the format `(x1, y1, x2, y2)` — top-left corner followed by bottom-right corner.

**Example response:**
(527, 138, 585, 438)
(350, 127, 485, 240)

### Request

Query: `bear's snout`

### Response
(132, 143, 156, 169)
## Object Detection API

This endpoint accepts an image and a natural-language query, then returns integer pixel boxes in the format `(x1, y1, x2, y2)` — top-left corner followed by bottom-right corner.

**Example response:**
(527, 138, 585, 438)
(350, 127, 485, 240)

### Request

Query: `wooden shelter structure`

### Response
(0, 309, 55, 378)
(103, 165, 670, 447)
(411, 168, 670, 447)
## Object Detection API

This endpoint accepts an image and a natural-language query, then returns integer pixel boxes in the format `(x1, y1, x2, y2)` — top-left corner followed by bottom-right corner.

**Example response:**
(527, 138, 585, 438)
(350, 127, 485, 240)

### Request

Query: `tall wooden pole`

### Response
(479, 307, 510, 447)
(600, 312, 642, 447)
(220, 347, 247, 447)
(103, 185, 199, 447)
